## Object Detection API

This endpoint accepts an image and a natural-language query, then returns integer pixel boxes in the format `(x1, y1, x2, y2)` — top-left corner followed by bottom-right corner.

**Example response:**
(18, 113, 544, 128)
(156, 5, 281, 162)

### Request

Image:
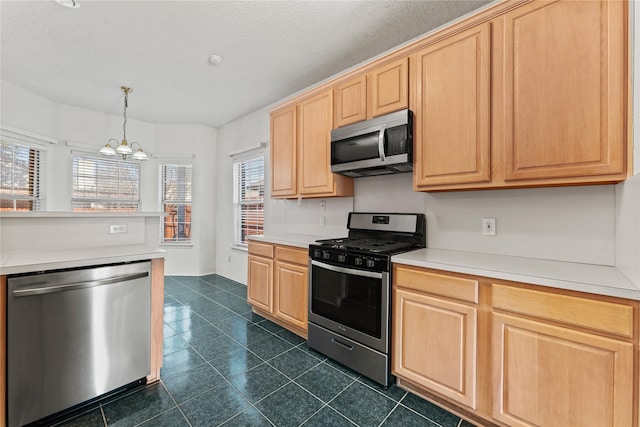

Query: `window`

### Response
(72, 154, 140, 211)
(0, 141, 44, 211)
(233, 155, 264, 247)
(160, 163, 192, 244)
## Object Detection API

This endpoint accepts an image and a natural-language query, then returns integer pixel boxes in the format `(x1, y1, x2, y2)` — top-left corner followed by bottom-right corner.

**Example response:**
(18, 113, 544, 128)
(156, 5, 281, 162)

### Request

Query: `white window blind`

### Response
(161, 163, 192, 244)
(233, 155, 264, 247)
(0, 141, 44, 211)
(72, 154, 140, 211)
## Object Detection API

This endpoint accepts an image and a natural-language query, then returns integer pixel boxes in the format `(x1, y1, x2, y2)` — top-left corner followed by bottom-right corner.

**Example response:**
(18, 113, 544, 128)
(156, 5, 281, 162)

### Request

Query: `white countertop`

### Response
(0, 245, 166, 275)
(392, 248, 640, 300)
(247, 233, 327, 249)
(0, 211, 166, 218)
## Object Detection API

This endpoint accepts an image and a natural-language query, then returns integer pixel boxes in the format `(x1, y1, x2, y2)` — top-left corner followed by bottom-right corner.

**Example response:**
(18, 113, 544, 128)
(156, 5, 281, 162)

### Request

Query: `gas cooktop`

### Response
(315, 237, 419, 255)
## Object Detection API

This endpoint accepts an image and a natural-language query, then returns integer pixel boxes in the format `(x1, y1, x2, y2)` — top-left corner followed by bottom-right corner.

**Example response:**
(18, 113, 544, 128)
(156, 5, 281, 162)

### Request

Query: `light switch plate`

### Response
(482, 218, 496, 236)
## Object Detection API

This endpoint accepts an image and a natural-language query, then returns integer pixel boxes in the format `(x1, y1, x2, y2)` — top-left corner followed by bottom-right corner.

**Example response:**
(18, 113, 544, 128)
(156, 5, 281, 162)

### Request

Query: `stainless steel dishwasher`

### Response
(7, 261, 151, 427)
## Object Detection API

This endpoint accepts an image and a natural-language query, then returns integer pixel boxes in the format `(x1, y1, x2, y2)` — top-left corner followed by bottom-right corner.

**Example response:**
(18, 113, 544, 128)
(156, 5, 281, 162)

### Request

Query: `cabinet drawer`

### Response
(492, 283, 635, 339)
(394, 265, 478, 304)
(248, 242, 274, 258)
(275, 246, 308, 266)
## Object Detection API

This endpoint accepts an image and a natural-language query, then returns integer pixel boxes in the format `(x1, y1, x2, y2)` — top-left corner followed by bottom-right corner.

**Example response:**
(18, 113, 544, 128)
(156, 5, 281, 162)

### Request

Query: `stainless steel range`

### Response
(308, 212, 426, 387)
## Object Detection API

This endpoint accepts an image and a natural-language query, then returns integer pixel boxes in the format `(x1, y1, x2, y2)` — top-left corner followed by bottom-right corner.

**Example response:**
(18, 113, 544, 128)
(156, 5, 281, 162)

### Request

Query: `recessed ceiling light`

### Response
(208, 54, 223, 66)
(54, 0, 80, 9)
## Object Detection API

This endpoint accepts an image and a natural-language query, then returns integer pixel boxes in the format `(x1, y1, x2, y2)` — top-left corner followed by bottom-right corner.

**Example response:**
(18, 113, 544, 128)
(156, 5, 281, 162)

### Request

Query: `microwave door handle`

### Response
(378, 125, 387, 163)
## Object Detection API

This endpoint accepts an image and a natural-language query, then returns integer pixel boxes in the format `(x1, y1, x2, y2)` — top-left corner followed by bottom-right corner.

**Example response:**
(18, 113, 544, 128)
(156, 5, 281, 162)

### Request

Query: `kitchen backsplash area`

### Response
(267, 172, 617, 267)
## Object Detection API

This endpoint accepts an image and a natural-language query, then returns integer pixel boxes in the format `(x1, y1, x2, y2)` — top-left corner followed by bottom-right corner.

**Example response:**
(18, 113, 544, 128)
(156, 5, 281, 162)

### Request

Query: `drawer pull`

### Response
(331, 338, 353, 351)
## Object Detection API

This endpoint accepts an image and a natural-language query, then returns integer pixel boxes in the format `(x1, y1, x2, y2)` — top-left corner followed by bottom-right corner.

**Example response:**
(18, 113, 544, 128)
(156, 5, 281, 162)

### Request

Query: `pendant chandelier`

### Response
(99, 86, 148, 161)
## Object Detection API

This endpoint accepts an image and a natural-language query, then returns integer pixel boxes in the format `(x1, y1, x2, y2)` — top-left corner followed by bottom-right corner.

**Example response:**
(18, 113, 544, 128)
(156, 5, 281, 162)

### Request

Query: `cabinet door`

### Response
(367, 57, 408, 118)
(274, 261, 308, 331)
(393, 288, 477, 409)
(498, 0, 626, 182)
(270, 105, 297, 197)
(247, 255, 273, 313)
(492, 313, 633, 427)
(298, 90, 335, 196)
(412, 22, 491, 189)
(334, 74, 367, 128)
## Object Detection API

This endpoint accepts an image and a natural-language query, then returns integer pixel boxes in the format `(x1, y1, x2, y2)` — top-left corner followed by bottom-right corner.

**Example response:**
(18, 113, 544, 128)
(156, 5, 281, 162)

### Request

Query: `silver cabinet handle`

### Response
(378, 124, 387, 163)
(13, 272, 149, 297)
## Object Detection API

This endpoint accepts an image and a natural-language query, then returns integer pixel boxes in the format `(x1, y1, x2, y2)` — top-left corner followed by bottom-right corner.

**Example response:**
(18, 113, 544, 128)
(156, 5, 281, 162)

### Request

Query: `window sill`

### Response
(160, 242, 193, 248)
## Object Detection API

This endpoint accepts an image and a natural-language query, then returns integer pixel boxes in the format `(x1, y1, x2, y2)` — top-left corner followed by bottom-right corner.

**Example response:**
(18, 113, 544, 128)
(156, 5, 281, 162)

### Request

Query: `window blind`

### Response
(0, 141, 43, 211)
(72, 154, 140, 211)
(161, 163, 192, 243)
(233, 155, 264, 246)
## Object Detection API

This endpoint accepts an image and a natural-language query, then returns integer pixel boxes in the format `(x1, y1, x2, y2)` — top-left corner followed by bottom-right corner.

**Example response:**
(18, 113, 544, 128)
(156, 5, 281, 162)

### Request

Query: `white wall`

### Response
(1, 81, 217, 276)
(155, 124, 218, 276)
(214, 108, 271, 284)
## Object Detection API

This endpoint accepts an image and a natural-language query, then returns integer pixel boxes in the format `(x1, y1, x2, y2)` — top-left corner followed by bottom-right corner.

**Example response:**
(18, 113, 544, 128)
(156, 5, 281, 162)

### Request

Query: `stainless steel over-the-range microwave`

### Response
(330, 109, 413, 178)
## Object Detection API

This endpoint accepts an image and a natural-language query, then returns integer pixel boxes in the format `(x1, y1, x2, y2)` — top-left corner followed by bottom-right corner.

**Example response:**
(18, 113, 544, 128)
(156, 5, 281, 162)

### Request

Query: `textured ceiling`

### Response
(1, 0, 493, 128)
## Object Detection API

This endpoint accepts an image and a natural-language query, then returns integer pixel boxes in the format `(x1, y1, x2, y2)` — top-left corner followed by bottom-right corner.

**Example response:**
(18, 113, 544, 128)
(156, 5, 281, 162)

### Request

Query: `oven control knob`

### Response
(322, 251, 331, 260)
(354, 257, 363, 266)
(313, 249, 322, 258)
(337, 254, 346, 263)
(365, 259, 375, 268)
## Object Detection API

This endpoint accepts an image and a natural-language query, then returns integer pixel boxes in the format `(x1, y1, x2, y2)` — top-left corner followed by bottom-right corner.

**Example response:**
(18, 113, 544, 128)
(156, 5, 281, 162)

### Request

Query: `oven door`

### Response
(308, 259, 390, 353)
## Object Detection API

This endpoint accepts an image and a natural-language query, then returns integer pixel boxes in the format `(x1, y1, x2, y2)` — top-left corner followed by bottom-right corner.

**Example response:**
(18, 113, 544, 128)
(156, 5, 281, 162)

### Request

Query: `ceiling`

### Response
(1, 0, 493, 128)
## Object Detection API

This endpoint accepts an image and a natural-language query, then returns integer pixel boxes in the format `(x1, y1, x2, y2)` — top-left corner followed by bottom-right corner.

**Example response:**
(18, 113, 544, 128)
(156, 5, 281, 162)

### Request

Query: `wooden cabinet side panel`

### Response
(393, 288, 477, 409)
(412, 22, 491, 189)
(147, 258, 165, 383)
(247, 256, 273, 313)
(1, 275, 5, 427)
(270, 106, 297, 197)
(493, 313, 634, 427)
(298, 91, 335, 195)
(274, 261, 308, 331)
(501, 0, 626, 181)
(368, 57, 409, 118)
(334, 75, 367, 128)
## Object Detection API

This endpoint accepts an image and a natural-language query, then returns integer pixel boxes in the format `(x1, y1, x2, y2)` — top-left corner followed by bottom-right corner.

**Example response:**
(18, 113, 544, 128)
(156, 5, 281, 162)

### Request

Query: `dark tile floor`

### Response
(58, 274, 476, 427)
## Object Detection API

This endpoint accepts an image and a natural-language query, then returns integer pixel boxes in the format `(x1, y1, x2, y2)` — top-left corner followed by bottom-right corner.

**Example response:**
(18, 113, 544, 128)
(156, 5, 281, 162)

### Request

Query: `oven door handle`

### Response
(311, 260, 383, 279)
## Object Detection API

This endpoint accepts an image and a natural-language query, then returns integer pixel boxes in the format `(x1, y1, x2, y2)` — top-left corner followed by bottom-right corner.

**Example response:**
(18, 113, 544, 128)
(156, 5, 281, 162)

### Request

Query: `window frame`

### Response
(159, 161, 193, 245)
(71, 152, 141, 212)
(0, 140, 45, 212)
(232, 152, 265, 249)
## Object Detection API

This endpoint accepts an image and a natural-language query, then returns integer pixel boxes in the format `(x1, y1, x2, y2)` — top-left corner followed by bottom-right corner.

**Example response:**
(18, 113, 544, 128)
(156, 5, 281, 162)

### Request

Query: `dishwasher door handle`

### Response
(12, 271, 149, 297)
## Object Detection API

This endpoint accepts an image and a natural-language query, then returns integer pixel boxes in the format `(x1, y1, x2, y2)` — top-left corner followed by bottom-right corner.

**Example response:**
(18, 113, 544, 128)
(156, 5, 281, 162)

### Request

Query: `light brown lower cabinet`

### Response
(392, 264, 639, 427)
(247, 241, 308, 338)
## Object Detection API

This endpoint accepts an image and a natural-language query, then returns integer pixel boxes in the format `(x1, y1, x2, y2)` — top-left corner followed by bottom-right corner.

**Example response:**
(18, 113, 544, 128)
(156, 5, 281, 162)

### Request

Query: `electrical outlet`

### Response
(482, 218, 496, 236)
(109, 224, 128, 234)
(320, 216, 326, 227)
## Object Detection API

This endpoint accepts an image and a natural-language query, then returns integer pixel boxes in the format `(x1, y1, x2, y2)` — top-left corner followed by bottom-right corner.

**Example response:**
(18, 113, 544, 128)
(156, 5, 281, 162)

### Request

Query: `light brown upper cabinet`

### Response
(497, 0, 627, 183)
(333, 74, 367, 128)
(270, 105, 297, 198)
(270, 91, 353, 199)
(412, 22, 491, 189)
(334, 57, 409, 128)
(413, 0, 628, 191)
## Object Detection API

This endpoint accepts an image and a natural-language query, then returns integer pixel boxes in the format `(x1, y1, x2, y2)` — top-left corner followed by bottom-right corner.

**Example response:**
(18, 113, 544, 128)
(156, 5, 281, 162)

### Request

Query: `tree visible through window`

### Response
(233, 155, 264, 247)
(161, 163, 192, 243)
(72, 154, 140, 211)
(0, 141, 43, 211)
